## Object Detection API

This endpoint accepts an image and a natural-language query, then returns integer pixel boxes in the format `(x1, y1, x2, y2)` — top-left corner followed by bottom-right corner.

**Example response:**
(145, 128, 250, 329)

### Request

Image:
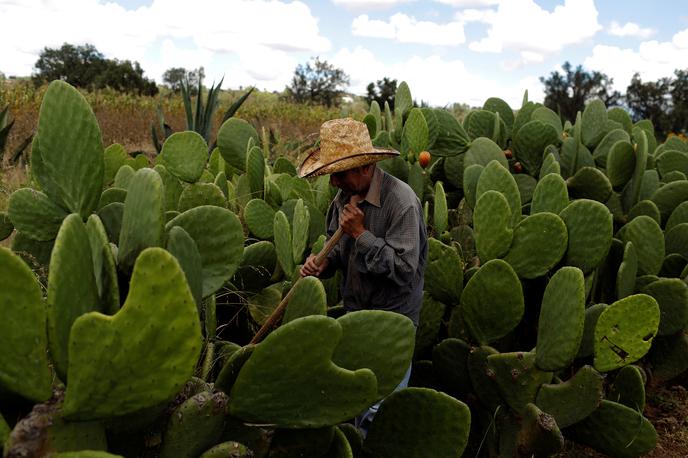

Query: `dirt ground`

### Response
(558, 384, 688, 458)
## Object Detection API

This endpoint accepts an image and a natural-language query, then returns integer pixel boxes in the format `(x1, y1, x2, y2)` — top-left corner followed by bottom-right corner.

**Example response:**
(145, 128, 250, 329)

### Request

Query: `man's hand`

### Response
(340, 195, 366, 238)
(300, 254, 329, 277)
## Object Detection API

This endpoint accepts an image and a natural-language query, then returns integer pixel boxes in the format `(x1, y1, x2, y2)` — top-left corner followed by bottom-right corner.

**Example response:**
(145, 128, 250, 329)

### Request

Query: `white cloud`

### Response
(583, 38, 688, 91)
(435, 0, 499, 6)
(332, 0, 414, 9)
(0, 0, 329, 90)
(467, 0, 601, 56)
(608, 21, 654, 39)
(674, 28, 688, 49)
(352, 15, 396, 38)
(352, 13, 466, 46)
(331, 46, 543, 107)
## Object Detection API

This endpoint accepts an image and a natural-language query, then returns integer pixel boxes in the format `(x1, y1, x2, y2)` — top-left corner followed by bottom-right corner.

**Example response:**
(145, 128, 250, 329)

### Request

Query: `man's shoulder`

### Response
(380, 169, 421, 209)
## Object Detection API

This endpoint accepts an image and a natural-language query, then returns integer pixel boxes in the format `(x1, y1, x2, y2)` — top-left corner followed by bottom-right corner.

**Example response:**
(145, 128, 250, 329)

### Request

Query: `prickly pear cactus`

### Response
(0, 247, 52, 402)
(63, 248, 202, 420)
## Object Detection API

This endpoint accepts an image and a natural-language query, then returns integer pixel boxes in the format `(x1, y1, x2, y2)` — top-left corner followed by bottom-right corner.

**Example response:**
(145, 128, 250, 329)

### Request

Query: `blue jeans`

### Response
(354, 364, 413, 438)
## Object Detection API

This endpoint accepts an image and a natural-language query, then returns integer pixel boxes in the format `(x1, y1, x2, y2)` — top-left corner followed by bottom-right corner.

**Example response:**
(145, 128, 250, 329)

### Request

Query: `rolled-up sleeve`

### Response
(354, 205, 419, 286)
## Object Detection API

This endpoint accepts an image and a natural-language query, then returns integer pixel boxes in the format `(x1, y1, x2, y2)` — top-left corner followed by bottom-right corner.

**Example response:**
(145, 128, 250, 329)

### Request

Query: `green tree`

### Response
(365, 77, 397, 111)
(670, 69, 688, 134)
(625, 72, 671, 136)
(32, 43, 158, 95)
(162, 66, 205, 94)
(540, 61, 621, 123)
(286, 57, 349, 107)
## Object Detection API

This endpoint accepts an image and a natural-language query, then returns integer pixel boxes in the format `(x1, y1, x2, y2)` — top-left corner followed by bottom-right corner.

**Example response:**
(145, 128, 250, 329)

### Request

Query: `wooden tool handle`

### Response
(250, 226, 344, 344)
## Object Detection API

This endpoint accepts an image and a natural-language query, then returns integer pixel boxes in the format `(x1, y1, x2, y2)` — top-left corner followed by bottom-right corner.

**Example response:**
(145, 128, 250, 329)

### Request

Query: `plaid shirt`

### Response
(322, 167, 428, 325)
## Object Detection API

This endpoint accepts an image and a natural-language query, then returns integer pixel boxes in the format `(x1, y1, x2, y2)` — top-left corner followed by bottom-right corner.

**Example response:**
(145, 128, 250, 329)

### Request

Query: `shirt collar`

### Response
(333, 166, 383, 208)
(361, 166, 383, 208)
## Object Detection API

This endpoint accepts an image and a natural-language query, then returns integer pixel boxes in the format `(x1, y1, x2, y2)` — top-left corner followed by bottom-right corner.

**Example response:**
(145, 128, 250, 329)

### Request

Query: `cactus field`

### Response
(1, 79, 688, 457)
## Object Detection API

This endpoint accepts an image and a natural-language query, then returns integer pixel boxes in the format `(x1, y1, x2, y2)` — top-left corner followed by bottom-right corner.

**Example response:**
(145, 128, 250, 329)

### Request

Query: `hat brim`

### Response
(298, 148, 399, 178)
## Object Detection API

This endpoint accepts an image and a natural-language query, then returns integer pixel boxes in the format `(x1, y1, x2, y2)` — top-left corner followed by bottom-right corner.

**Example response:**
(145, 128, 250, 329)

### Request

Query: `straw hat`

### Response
(298, 118, 399, 178)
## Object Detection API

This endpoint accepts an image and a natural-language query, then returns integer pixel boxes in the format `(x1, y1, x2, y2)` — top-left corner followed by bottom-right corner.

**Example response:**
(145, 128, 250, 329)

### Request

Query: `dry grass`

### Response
(1, 80, 357, 161)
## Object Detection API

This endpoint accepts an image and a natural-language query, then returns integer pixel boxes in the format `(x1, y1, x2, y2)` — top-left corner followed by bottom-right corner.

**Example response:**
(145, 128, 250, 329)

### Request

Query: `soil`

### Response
(557, 384, 688, 458)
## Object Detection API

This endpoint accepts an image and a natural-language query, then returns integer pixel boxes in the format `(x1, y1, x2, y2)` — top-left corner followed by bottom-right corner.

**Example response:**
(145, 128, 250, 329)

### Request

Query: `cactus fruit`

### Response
(418, 150, 431, 168)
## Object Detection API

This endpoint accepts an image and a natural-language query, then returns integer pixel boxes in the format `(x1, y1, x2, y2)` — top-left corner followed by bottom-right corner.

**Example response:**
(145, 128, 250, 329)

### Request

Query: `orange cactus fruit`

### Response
(419, 151, 431, 168)
(504, 149, 513, 159)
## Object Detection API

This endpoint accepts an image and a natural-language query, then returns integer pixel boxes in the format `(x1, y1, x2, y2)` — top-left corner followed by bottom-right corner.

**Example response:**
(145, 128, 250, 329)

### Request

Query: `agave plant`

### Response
(152, 77, 254, 154)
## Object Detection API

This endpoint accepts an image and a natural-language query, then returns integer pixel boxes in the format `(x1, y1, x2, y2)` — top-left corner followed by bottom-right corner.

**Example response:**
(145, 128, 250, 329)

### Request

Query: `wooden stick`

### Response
(250, 226, 344, 344)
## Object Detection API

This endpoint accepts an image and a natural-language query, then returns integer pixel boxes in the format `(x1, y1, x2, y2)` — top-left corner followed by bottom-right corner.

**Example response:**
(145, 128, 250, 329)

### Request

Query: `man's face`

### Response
(329, 165, 372, 195)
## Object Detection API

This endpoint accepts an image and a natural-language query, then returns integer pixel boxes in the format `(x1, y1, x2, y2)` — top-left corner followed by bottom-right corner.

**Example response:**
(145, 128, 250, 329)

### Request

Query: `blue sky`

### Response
(1, 0, 687, 108)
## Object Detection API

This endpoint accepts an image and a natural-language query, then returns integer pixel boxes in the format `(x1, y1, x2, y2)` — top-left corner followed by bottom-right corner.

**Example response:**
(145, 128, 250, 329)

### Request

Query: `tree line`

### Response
(24, 43, 688, 139)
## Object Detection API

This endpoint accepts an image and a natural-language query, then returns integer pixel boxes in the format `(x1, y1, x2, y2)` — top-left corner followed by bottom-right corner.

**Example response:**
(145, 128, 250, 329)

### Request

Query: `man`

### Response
(298, 117, 428, 435)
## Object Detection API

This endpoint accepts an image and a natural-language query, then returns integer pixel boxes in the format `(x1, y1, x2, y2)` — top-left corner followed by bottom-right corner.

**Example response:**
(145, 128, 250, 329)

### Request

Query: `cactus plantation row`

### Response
(0, 79, 687, 457)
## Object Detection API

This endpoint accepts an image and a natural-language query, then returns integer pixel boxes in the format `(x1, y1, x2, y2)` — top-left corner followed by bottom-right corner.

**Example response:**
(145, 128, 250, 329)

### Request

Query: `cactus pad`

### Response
(32, 81, 104, 218)
(158, 131, 208, 182)
(487, 352, 553, 414)
(530, 173, 568, 215)
(461, 259, 524, 344)
(331, 310, 415, 399)
(559, 199, 613, 273)
(283, 276, 327, 323)
(364, 388, 471, 458)
(424, 238, 463, 305)
(568, 400, 656, 458)
(474, 190, 513, 261)
(476, 160, 521, 227)
(617, 215, 665, 275)
(47, 214, 102, 381)
(593, 294, 659, 372)
(177, 183, 227, 213)
(8, 188, 68, 241)
(63, 248, 202, 420)
(166, 206, 244, 297)
(535, 365, 603, 428)
(117, 168, 165, 273)
(0, 247, 52, 402)
(503, 212, 568, 278)
(217, 118, 259, 171)
(536, 267, 585, 371)
(230, 315, 378, 427)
